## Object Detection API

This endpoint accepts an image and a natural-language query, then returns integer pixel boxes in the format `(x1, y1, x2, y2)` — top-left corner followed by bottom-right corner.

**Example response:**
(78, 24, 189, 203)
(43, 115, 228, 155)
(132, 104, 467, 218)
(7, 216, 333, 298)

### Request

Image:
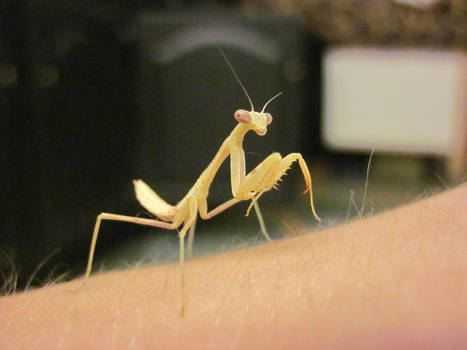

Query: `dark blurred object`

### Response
(243, 0, 467, 49)
(0, 3, 321, 289)
(0, 1, 141, 289)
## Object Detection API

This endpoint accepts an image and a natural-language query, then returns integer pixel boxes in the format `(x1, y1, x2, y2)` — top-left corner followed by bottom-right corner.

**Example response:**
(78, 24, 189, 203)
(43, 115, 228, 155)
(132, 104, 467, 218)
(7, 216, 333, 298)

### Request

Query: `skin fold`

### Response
(1, 183, 466, 349)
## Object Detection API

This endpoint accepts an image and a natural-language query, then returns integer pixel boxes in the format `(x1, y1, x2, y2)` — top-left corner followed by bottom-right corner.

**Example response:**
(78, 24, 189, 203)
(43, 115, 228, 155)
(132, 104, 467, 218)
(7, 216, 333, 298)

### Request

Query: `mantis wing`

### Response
(133, 179, 175, 221)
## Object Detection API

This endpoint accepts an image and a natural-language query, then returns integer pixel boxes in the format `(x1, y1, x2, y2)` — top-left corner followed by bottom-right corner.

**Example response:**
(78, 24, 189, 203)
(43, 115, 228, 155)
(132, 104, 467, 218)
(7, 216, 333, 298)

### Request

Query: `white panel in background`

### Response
(323, 48, 465, 155)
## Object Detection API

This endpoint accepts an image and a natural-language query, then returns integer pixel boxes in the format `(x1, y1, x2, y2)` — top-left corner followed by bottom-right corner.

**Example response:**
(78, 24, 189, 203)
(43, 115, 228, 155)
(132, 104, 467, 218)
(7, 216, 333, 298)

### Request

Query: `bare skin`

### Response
(1, 183, 466, 349)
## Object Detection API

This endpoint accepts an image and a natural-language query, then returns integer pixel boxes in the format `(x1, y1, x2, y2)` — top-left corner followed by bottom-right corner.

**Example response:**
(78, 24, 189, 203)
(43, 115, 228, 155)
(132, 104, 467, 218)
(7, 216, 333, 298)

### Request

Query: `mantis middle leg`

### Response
(198, 197, 271, 241)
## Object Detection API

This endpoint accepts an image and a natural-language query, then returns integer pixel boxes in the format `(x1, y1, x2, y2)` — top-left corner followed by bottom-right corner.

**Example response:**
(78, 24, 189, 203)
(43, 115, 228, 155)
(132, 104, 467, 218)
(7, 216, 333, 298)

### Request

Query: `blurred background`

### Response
(1, 0, 465, 292)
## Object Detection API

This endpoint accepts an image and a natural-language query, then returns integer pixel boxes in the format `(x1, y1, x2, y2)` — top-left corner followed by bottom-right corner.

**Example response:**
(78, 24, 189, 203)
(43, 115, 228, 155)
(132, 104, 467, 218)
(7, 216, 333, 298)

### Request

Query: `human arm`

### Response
(1, 184, 466, 349)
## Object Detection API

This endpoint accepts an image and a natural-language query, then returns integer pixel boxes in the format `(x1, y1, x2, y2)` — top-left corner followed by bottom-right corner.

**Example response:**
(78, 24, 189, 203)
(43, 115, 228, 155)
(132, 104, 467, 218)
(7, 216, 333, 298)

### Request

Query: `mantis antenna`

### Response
(216, 44, 255, 111)
(216, 44, 282, 113)
(261, 92, 283, 113)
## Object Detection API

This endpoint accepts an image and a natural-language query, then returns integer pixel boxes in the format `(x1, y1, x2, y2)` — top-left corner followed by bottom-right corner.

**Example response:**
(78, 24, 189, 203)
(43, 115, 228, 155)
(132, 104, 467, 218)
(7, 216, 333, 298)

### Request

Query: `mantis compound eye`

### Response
(234, 109, 251, 124)
(265, 113, 273, 125)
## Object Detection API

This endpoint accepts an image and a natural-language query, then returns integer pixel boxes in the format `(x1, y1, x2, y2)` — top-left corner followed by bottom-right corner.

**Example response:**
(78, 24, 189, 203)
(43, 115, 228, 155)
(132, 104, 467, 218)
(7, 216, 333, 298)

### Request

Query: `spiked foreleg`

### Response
(234, 152, 283, 199)
(230, 143, 274, 239)
(276, 153, 321, 222)
(238, 152, 321, 222)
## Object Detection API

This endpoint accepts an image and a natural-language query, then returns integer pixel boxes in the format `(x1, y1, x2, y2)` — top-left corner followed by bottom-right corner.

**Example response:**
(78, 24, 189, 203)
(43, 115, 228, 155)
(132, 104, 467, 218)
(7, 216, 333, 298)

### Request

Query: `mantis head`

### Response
(234, 92, 282, 136)
(216, 45, 282, 136)
(235, 110, 272, 136)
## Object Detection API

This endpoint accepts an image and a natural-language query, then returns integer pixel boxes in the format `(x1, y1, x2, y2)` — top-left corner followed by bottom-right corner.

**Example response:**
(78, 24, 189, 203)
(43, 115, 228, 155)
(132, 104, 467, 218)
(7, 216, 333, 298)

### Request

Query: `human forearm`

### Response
(1, 184, 466, 349)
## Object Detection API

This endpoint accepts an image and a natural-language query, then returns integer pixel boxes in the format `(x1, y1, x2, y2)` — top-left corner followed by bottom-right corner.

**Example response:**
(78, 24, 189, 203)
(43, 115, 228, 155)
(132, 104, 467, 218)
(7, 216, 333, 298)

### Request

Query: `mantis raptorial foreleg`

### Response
(232, 150, 319, 220)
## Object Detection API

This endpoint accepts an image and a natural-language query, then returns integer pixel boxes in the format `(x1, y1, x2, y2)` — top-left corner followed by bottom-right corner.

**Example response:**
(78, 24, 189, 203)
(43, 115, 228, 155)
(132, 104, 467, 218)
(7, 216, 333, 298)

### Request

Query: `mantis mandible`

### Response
(84, 46, 321, 314)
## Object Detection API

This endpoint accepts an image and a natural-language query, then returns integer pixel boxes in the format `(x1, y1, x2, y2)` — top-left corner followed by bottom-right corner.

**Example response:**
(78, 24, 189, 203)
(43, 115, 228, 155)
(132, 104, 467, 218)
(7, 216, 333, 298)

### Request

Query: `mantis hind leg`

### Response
(85, 213, 178, 281)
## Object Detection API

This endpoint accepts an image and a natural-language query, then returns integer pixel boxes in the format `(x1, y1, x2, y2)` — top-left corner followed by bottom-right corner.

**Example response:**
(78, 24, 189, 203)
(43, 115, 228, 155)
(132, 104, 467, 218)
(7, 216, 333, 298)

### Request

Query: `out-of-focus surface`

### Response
(0, 0, 465, 292)
(244, 0, 467, 49)
(323, 48, 466, 155)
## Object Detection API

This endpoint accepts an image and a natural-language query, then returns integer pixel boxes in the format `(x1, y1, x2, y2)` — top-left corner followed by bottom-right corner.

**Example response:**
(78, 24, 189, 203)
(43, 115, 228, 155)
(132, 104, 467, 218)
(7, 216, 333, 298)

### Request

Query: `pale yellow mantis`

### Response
(84, 46, 320, 314)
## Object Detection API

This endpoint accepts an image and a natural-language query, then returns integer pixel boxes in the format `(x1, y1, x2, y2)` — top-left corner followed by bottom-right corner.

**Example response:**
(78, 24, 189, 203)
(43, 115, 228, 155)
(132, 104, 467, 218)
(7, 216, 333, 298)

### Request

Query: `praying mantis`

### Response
(84, 46, 320, 314)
